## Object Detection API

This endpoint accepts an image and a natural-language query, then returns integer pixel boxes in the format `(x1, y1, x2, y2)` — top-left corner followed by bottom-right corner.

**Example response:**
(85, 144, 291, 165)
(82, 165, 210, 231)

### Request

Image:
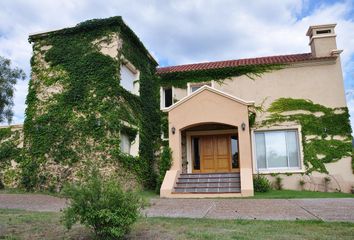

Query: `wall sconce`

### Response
(171, 127, 176, 135)
(241, 122, 246, 131)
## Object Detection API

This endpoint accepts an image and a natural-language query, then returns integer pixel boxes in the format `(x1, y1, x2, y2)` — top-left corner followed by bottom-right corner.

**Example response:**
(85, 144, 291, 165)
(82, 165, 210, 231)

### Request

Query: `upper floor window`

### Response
(162, 87, 173, 108)
(254, 130, 301, 171)
(120, 63, 139, 95)
(188, 82, 212, 94)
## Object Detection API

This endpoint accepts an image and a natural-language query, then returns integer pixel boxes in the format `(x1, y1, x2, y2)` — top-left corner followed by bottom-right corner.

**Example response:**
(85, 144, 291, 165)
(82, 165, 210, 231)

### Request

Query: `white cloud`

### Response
(0, 0, 353, 132)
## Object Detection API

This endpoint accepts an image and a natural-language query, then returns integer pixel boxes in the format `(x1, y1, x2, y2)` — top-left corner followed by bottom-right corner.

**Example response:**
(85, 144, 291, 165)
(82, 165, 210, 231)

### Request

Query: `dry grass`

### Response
(1, 209, 354, 240)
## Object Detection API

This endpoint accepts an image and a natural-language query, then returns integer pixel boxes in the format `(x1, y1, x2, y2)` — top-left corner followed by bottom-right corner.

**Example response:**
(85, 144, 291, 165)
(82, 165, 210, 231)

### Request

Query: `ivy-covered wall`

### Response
(261, 98, 353, 173)
(20, 17, 160, 191)
(0, 126, 23, 188)
(1, 16, 352, 192)
(159, 64, 283, 88)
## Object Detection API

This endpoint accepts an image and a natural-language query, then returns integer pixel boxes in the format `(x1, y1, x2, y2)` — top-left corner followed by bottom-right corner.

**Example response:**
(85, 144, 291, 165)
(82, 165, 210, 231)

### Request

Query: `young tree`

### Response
(0, 56, 25, 123)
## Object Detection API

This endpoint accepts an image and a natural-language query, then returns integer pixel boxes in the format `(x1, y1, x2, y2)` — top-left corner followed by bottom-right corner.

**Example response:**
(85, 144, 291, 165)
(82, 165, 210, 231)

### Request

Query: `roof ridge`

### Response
(156, 52, 336, 74)
(157, 53, 312, 70)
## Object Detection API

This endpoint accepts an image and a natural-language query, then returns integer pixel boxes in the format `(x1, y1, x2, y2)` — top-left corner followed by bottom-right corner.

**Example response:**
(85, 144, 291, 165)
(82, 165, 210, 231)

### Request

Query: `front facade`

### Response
(0, 18, 351, 196)
(159, 24, 353, 197)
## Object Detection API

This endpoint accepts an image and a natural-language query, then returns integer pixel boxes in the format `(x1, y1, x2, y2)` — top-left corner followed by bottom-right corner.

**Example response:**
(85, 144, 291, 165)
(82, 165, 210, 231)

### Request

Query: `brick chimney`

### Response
(306, 24, 342, 57)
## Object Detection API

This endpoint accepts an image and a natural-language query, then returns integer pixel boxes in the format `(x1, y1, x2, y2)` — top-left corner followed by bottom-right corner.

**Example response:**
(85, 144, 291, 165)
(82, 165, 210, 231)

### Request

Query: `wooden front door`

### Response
(200, 135, 231, 173)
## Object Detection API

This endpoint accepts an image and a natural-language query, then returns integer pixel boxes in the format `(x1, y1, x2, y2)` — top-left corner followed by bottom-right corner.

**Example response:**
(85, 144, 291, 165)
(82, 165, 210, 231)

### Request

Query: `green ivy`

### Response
(156, 146, 172, 193)
(20, 17, 289, 191)
(23, 17, 160, 190)
(0, 128, 12, 140)
(158, 64, 284, 88)
(0, 127, 22, 188)
(262, 98, 353, 173)
(0, 127, 21, 168)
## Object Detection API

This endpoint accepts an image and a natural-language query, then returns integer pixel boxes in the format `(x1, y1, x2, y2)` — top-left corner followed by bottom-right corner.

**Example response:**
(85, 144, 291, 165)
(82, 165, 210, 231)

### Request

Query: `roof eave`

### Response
(162, 85, 254, 112)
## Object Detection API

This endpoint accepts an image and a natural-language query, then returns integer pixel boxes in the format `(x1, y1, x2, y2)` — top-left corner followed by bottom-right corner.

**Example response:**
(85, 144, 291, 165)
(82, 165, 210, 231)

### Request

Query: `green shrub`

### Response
(156, 146, 172, 193)
(299, 179, 305, 190)
(274, 176, 283, 190)
(253, 174, 271, 192)
(62, 168, 141, 240)
(0, 178, 4, 189)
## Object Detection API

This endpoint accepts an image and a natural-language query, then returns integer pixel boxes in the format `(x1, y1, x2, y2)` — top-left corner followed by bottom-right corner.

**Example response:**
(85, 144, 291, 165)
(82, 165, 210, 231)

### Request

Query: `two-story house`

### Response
(158, 24, 353, 197)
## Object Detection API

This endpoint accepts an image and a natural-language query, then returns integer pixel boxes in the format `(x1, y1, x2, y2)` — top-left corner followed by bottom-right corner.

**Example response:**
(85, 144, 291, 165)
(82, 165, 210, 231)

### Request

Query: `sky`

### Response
(0, 0, 353, 132)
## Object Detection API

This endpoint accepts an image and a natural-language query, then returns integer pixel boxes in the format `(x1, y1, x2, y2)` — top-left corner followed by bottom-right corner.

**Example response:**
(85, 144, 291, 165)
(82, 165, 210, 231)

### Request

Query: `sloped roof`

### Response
(156, 53, 336, 74)
(162, 85, 254, 112)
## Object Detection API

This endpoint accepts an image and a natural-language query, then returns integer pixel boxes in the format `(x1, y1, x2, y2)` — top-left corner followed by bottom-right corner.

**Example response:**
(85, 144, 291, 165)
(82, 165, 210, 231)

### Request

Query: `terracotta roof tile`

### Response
(156, 53, 335, 74)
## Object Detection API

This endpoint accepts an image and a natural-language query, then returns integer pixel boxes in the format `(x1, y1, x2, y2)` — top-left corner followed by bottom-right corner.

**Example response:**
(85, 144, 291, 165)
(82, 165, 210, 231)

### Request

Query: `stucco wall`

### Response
(169, 58, 353, 193)
(167, 88, 254, 196)
(214, 59, 346, 110)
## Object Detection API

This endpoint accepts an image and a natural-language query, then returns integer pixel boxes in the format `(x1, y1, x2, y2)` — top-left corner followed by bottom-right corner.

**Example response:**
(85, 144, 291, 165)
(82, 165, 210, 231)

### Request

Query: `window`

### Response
(255, 130, 300, 171)
(163, 88, 173, 108)
(316, 29, 331, 34)
(188, 82, 211, 94)
(231, 135, 239, 169)
(120, 64, 139, 95)
(120, 133, 131, 154)
(192, 137, 200, 170)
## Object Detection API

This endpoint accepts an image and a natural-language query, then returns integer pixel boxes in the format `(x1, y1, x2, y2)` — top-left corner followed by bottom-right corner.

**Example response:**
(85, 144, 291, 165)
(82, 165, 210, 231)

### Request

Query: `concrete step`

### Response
(174, 172, 241, 194)
(178, 177, 240, 183)
(176, 182, 240, 188)
(180, 173, 240, 178)
(174, 187, 241, 193)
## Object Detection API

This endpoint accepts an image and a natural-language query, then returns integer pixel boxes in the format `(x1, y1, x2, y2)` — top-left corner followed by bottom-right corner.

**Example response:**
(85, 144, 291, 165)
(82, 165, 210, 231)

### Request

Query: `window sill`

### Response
(254, 168, 305, 174)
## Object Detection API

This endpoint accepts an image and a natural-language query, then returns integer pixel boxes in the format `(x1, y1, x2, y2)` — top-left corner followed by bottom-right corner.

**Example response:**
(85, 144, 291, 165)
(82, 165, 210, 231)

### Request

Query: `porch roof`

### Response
(162, 85, 254, 112)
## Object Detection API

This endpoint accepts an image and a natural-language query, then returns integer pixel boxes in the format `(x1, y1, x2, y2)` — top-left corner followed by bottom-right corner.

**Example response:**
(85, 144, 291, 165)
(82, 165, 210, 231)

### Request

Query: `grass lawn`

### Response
(137, 189, 354, 200)
(2, 188, 353, 200)
(0, 209, 353, 240)
(253, 189, 354, 199)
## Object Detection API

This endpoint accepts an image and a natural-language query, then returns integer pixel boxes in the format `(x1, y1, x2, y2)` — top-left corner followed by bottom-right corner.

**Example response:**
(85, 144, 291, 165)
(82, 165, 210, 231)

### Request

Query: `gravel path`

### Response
(1, 194, 354, 222)
(0, 194, 67, 212)
(144, 198, 354, 222)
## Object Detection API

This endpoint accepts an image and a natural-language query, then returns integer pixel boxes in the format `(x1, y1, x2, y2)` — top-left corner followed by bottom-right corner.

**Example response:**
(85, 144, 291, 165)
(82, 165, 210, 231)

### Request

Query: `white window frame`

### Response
(160, 87, 174, 109)
(120, 57, 140, 96)
(251, 126, 305, 174)
(120, 132, 131, 155)
(119, 120, 139, 156)
(187, 81, 214, 95)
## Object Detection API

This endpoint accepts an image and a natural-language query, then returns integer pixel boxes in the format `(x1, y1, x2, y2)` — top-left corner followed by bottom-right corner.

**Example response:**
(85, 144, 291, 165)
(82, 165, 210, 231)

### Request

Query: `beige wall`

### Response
(167, 58, 353, 193)
(165, 88, 254, 196)
(263, 157, 353, 193)
(214, 59, 346, 110)
(173, 87, 187, 102)
(170, 59, 346, 115)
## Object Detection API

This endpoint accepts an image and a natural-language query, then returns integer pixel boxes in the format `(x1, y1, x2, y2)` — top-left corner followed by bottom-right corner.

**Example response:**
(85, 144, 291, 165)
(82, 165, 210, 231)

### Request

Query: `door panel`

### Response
(200, 136, 215, 172)
(200, 135, 231, 173)
(215, 135, 231, 172)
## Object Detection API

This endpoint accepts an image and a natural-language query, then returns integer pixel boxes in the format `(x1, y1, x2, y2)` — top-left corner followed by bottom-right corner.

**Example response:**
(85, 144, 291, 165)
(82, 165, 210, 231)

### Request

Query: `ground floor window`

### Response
(254, 130, 300, 171)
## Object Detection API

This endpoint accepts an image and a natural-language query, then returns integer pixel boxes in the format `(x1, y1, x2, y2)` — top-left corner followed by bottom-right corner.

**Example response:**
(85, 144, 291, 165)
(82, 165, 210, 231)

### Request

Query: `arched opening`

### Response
(181, 123, 240, 174)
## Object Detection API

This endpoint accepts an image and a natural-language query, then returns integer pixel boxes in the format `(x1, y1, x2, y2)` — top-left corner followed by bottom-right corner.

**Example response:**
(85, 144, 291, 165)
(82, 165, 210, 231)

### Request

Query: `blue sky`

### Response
(0, 0, 353, 132)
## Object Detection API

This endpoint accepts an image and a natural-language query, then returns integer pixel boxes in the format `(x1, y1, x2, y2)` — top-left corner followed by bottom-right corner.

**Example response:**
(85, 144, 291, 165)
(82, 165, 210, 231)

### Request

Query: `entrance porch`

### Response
(160, 86, 255, 198)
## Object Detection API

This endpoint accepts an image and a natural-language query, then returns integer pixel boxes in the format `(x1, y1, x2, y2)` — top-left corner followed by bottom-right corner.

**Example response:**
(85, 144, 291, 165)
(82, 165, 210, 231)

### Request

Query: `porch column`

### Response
(169, 119, 182, 171)
(238, 122, 254, 196)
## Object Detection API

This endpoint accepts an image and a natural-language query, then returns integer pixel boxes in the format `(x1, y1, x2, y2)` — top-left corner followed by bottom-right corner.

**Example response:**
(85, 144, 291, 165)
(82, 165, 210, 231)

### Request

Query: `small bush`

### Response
(324, 176, 331, 192)
(62, 168, 141, 240)
(299, 179, 305, 190)
(156, 146, 172, 193)
(253, 174, 271, 192)
(0, 178, 4, 189)
(274, 176, 283, 190)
